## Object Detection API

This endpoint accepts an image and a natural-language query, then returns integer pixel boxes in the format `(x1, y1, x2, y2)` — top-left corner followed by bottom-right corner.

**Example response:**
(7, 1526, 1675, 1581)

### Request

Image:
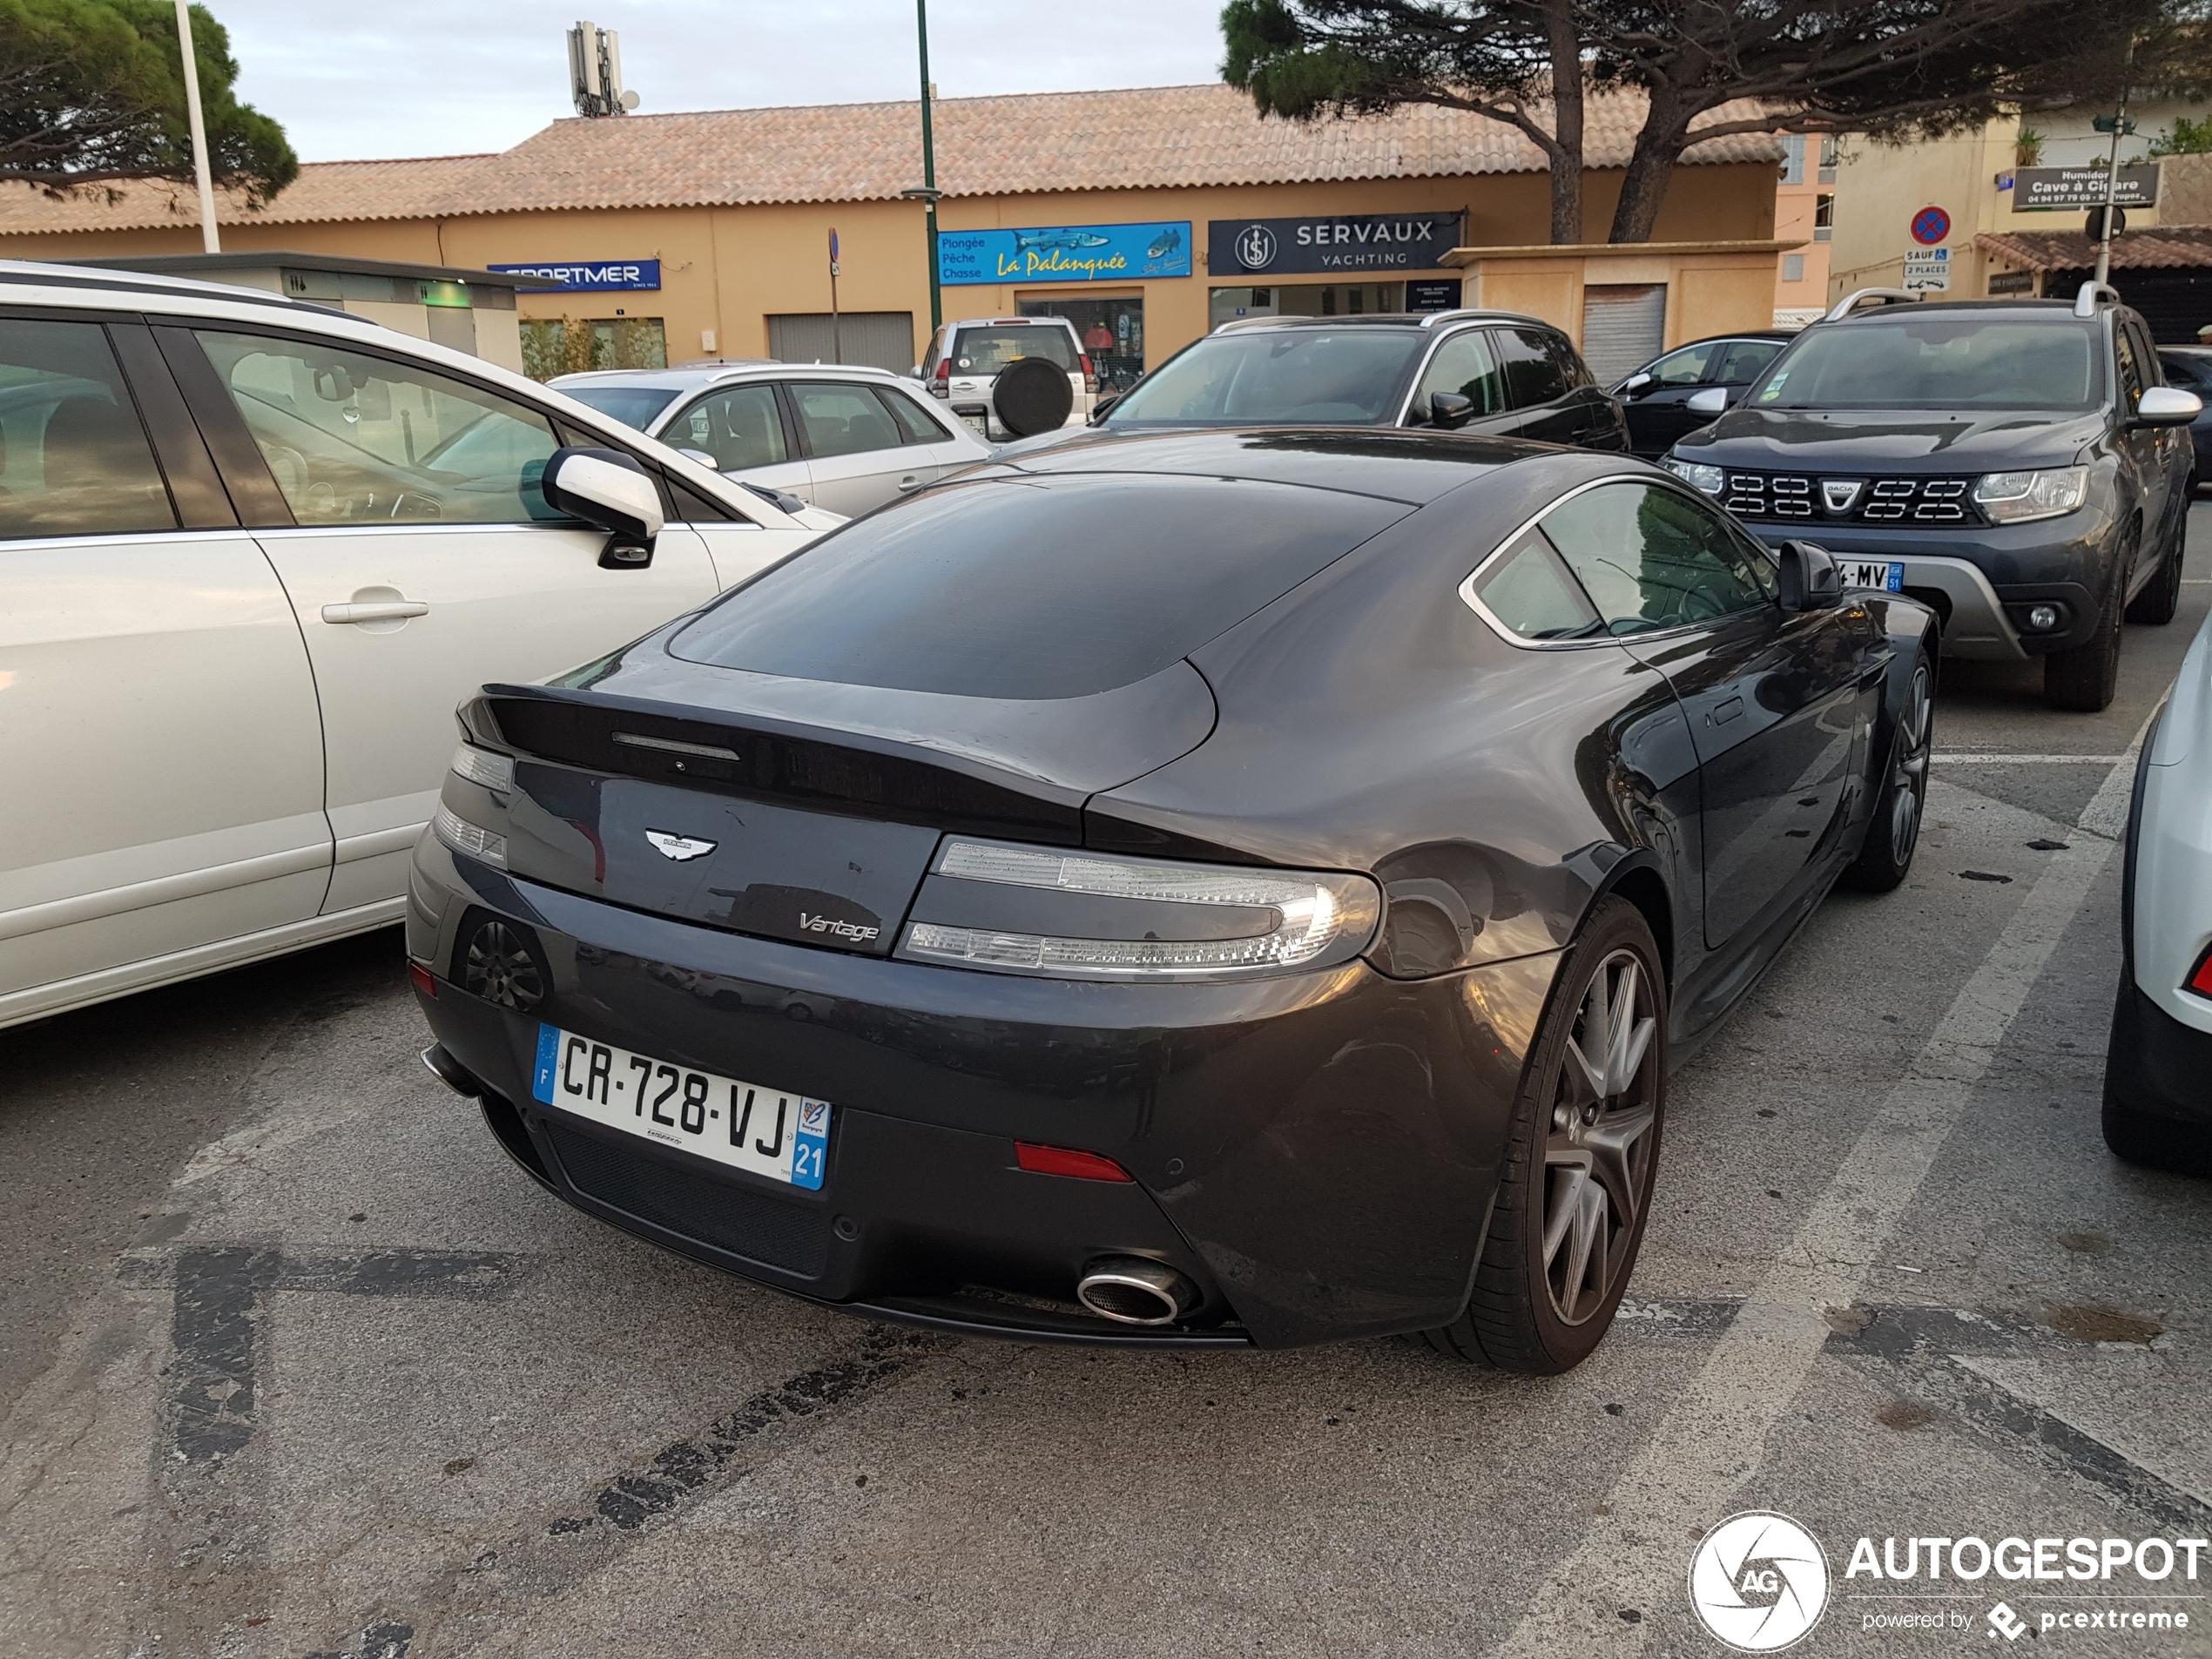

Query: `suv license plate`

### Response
(531, 1025, 828, 1190)
(1835, 559, 1905, 592)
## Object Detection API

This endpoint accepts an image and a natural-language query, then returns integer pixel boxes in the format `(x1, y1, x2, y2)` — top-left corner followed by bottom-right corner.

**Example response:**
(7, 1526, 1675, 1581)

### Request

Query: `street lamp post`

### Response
(917, 0, 941, 335)
(172, 0, 219, 253)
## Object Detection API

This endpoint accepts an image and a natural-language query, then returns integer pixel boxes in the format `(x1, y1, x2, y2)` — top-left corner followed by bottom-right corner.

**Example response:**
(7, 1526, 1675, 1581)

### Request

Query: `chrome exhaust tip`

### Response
(1076, 1256, 1199, 1326)
(421, 1043, 483, 1099)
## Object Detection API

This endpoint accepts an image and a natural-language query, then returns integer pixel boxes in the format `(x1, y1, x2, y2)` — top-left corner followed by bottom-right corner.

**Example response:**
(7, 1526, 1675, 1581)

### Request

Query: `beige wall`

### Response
(3, 162, 1777, 372)
(1461, 244, 1791, 350)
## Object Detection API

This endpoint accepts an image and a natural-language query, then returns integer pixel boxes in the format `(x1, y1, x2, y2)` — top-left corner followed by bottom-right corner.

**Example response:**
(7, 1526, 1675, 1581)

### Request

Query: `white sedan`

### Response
(0, 260, 837, 1031)
(2105, 603, 2212, 1174)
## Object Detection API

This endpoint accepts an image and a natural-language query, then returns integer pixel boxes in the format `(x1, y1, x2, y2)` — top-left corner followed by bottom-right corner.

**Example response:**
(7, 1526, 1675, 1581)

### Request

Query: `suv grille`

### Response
(1722, 471, 1979, 525)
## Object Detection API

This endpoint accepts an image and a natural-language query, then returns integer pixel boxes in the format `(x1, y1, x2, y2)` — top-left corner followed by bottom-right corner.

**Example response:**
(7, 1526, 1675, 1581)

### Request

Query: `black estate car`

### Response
(1018, 311, 1630, 452)
(411, 428, 1935, 1372)
(2153, 345, 2212, 491)
(1665, 287, 2200, 711)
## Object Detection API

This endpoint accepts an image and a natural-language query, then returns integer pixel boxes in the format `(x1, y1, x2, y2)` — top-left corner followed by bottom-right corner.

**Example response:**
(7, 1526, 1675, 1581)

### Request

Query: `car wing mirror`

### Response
(2133, 386, 2203, 428)
(674, 447, 719, 469)
(1686, 387, 1729, 415)
(1618, 371, 1654, 396)
(1089, 391, 1122, 424)
(542, 446, 664, 569)
(1428, 391, 1476, 428)
(1777, 539, 1844, 610)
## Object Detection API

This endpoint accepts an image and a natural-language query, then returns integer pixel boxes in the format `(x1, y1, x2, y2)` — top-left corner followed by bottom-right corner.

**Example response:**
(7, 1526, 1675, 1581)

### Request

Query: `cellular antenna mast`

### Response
(568, 21, 640, 118)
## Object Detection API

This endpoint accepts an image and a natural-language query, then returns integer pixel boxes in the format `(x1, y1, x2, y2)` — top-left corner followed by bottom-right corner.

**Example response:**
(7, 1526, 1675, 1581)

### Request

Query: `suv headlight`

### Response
(899, 838, 1381, 980)
(1972, 467, 2088, 524)
(1662, 458, 1725, 496)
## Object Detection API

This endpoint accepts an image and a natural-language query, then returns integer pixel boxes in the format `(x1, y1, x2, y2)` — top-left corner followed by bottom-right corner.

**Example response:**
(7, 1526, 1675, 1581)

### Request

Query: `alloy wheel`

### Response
(1890, 665, 1932, 860)
(462, 920, 544, 1010)
(1541, 948, 1661, 1325)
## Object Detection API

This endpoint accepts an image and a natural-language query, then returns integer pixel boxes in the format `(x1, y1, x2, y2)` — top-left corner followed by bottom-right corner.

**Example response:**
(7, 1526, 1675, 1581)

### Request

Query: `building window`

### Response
(1817, 136, 1839, 183)
(520, 316, 667, 380)
(1814, 193, 1835, 242)
(1783, 253, 1807, 283)
(1781, 135, 1806, 186)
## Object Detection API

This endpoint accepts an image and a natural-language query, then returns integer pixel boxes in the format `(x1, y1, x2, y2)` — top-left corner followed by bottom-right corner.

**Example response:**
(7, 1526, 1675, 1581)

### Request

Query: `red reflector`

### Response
(408, 961, 437, 998)
(2188, 949, 2212, 998)
(934, 359, 950, 381)
(1078, 353, 1094, 376)
(1015, 1142, 1133, 1182)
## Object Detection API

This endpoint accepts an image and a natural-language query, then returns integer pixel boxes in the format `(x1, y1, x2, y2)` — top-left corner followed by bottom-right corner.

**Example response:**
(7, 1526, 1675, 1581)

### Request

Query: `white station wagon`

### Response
(0, 260, 836, 1030)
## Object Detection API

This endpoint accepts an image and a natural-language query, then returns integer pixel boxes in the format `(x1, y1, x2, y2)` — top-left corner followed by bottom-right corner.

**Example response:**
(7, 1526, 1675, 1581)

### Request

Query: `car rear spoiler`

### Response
(1823, 287, 1919, 323)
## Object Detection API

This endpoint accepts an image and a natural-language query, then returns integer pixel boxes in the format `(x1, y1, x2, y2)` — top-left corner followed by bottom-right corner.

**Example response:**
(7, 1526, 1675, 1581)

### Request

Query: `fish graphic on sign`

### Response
(1015, 228, 1112, 254)
(1147, 226, 1183, 260)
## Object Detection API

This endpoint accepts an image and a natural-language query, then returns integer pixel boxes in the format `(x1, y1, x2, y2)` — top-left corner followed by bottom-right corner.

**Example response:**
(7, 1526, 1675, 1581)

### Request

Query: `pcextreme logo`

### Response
(1688, 1512, 1832, 1651)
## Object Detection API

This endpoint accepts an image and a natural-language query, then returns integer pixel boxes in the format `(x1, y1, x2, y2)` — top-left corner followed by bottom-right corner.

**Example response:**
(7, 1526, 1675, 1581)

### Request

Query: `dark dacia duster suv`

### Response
(1662, 287, 2199, 711)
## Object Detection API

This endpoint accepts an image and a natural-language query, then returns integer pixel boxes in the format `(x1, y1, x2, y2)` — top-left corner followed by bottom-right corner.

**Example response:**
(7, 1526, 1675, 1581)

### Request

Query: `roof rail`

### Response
(1822, 287, 1920, 323)
(2074, 280, 2122, 319)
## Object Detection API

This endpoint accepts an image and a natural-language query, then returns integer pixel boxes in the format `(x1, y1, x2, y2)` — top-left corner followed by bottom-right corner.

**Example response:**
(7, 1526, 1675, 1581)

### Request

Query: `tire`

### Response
(1424, 896, 1666, 1373)
(2126, 505, 2184, 625)
(2101, 1088, 2212, 1177)
(2045, 529, 2132, 712)
(1843, 659, 1932, 893)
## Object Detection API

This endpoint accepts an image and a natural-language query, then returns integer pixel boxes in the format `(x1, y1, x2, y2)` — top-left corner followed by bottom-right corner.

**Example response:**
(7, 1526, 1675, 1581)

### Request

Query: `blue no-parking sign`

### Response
(1911, 206, 1952, 246)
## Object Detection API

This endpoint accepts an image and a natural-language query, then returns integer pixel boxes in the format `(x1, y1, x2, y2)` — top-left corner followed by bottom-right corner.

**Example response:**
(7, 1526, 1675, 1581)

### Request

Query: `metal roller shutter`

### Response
(766, 311, 918, 374)
(1580, 284, 1669, 383)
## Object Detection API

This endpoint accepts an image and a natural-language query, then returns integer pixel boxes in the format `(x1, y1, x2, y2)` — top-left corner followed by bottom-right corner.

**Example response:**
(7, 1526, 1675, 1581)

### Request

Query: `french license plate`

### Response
(1834, 558, 1905, 592)
(531, 1025, 828, 1190)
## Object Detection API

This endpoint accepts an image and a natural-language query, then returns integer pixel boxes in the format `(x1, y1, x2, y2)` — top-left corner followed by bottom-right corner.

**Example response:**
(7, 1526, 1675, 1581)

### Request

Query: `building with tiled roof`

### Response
(0, 82, 1789, 376)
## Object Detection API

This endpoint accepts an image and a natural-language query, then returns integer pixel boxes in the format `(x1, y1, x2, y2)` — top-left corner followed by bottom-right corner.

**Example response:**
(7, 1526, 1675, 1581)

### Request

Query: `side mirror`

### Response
(909, 364, 923, 377)
(1686, 387, 1730, 415)
(1619, 372, 1655, 396)
(1428, 391, 1476, 428)
(2134, 386, 2203, 428)
(675, 447, 718, 469)
(542, 446, 664, 570)
(1777, 539, 1843, 610)
(1089, 391, 1122, 424)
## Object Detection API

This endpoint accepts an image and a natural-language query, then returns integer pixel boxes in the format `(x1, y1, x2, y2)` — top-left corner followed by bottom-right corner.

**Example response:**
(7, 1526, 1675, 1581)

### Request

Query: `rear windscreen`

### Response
(560, 384, 680, 429)
(1750, 319, 2103, 410)
(950, 327, 1078, 374)
(670, 474, 1409, 699)
(1106, 329, 1427, 425)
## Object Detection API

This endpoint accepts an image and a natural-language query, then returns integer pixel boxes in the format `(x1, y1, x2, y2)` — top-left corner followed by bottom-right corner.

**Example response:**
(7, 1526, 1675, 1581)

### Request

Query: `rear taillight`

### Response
(408, 961, 438, 998)
(934, 359, 950, 382)
(2187, 947, 2212, 998)
(1078, 352, 1097, 394)
(1015, 1142, 1133, 1182)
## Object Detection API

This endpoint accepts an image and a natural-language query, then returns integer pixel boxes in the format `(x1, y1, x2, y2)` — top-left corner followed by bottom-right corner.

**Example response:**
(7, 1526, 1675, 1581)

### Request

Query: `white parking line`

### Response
(1494, 721, 2150, 1655)
(1935, 753, 2129, 765)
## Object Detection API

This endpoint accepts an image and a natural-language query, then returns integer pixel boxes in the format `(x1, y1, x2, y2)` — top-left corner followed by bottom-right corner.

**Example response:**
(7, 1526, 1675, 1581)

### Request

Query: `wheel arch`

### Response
(1587, 854, 1675, 992)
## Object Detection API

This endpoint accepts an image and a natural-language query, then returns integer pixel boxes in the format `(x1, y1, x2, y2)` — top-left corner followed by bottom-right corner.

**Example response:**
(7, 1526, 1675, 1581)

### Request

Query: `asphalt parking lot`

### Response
(3, 513, 2209, 1659)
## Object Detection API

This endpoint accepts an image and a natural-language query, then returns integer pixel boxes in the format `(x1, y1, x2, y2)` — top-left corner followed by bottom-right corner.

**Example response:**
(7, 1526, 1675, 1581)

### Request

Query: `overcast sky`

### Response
(212, 1, 1230, 162)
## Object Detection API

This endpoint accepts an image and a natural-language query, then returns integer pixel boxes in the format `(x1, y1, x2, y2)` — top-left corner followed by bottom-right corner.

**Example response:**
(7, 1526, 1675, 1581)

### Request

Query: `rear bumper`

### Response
(407, 842, 1556, 1349)
(2106, 970, 2212, 1126)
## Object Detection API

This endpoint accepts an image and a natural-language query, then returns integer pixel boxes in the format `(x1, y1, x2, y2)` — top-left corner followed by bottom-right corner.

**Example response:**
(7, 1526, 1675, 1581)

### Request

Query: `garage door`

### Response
(1581, 284, 1669, 384)
(767, 312, 918, 374)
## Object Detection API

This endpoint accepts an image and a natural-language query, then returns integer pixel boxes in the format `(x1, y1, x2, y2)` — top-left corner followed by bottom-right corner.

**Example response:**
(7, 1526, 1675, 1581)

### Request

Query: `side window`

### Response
(1412, 331, 1507, 417)
(1495, 327, 1571, 408)
(1715, 340, 1783, 384)
(1468, 526, 1604, 641)
(878, 386, 953, 443)
(674, 384, 789, 471)
(791, 381, 903, 458)
(2114, 327, 2145, 415)
(1644, 342, 1717, 388)
(2129, 323, 2162, 389)
(1544, 332, 1593, 389)
(1541, 481, 1770, 634)
(0, 319, 176, 539)
(194, 331, 558, 524)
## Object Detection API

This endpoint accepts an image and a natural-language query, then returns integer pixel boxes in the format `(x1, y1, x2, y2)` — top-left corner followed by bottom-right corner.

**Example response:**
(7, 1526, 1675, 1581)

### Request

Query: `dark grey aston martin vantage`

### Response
(410, 428, 1937, 1371)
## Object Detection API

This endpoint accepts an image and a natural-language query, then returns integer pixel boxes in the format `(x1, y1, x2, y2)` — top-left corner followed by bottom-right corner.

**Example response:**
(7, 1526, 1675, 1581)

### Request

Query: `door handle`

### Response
(897, 475, 924, 491)
(321, 600, 428, 624)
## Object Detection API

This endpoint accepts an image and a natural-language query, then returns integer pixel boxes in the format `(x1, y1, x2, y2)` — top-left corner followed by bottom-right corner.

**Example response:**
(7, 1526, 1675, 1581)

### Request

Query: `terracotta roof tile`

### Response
(1975, 226, 2212, 272)
(0, 83, 1781, 236)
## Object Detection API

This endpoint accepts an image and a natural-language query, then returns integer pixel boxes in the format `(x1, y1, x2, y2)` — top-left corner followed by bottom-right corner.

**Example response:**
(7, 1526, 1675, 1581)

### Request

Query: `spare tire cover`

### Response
(992, 356, 1075, 437)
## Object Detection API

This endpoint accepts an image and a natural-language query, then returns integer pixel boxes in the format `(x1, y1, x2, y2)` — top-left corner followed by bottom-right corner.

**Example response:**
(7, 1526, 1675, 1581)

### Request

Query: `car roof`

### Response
(1211, 310, 1553, 335)
(945, 316, 1079, 328)
(0, 256, 358, 321)
(551, 361, 907, 391)
(1826, 298, 2099, 325)
(982, 425, 1581, 505)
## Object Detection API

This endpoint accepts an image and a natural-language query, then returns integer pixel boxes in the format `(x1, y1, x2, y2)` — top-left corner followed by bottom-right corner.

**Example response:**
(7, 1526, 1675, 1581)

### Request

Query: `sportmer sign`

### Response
(1686, 1512, 2204, 1649)
(1207, 212, 1467, 277)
